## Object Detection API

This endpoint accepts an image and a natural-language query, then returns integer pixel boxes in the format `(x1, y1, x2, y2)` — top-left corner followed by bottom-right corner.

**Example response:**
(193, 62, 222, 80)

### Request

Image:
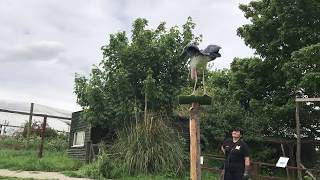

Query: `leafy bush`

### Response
(0, 133, 68, 153)
(21, 121, 59, 138)
(77, 162, 101, 179)
(71, 145, 120, 179)
(45, 134, 68, 152)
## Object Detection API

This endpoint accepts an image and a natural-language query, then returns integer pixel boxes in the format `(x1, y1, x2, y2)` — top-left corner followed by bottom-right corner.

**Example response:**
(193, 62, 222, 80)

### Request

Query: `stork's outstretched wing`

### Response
(201, 45, 221, 61)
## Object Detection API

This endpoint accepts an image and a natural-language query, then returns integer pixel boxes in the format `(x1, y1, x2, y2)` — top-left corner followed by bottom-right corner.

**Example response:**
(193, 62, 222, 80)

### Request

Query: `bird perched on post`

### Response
(182, 43, 221, 95)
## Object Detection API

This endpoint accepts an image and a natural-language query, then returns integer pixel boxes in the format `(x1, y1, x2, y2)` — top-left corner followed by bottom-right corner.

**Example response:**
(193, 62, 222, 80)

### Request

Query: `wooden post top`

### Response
(178, 95, 212, 105)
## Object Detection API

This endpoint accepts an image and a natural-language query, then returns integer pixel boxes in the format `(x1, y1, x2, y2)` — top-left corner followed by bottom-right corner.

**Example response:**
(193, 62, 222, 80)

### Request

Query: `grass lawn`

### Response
(64, 170, 219, 180)
(114, 171, 219, 180)
(0, 149, 82, 172)
(0, 137, 219, 179)
(0, 176, 36, 180)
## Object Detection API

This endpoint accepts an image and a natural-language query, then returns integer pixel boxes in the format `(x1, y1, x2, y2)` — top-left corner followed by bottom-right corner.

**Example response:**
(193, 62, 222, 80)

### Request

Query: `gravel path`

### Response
(0, 169, 93, 180)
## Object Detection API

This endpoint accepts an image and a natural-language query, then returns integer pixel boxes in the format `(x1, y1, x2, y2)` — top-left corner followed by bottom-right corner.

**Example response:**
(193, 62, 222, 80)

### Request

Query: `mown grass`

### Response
(0, 148, 82, 172)
(0, 135, 219, 179)
(0, 135, 82, 172)
(64, 169, 219, 180)
(119, 175, 183, 180)
(119, 171, 219, 180)
(0, 176, 36, 180)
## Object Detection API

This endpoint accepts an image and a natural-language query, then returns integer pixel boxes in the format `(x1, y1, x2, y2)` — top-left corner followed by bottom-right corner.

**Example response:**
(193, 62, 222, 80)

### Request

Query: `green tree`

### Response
(283, 43, 320, 137)
(231, 0, 320, 137)
(201, 70, 264, 142)
(74, 17, 201, 129)
(283, 43, 320, 97)
(238, 0, 320, 62)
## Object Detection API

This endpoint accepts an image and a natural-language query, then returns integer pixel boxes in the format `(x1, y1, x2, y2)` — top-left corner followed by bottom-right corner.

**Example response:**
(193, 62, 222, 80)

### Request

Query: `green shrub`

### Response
(45, 134, 68, 152)
(77, 163, 101, 179)
(0, 131, 68, 152)
(21, 121, 59, 138)
(74, 144, 122, 179)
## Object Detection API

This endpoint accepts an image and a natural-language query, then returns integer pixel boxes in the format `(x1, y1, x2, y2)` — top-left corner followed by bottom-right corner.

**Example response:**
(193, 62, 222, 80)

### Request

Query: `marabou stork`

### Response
(183, 43, 221, 95)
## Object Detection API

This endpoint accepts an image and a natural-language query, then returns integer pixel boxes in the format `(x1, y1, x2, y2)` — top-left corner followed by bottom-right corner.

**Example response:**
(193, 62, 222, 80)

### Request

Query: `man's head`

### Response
(231, 127, 242, 138)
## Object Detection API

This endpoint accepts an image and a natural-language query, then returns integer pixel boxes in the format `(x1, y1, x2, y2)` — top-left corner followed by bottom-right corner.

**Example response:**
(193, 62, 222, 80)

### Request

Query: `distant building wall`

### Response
(67, 111, 91, 163)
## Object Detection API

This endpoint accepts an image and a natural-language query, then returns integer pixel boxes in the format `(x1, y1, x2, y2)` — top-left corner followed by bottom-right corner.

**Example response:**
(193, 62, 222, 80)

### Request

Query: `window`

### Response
(73, 131, 85, 147)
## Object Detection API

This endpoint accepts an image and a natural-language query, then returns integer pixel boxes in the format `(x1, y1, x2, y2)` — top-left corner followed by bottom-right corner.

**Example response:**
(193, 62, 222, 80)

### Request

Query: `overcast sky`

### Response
(0, 0, 254, 111)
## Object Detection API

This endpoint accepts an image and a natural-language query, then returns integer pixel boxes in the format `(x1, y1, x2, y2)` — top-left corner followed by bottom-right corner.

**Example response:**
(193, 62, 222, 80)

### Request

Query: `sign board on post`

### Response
(276, 157, 289, 168)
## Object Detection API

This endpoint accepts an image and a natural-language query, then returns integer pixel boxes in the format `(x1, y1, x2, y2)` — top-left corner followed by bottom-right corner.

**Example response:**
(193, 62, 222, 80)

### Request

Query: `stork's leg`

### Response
(203, 70, 206, 95)
(188, 67, 191, 82)
(192, 70, 197, 95)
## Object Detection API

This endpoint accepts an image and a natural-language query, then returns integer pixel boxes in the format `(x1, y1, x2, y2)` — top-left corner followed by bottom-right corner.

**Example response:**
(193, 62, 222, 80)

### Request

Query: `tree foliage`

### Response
(200, 0, 320, 141)
(74, 17, 201, 129)
(201, 70, 264, 141)
(227, 0, 320, 137)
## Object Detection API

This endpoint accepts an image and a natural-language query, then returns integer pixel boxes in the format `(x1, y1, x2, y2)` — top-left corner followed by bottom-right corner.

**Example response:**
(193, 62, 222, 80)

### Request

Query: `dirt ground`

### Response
(0, 169, 93, 180)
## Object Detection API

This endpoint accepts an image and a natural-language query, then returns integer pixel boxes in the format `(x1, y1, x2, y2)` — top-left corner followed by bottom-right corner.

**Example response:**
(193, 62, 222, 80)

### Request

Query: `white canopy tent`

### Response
(0, 99, 72, 135)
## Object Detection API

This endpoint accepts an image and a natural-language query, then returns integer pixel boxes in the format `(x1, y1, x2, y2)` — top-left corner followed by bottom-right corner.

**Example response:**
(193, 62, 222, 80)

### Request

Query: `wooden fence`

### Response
(202, 154, 320, 180)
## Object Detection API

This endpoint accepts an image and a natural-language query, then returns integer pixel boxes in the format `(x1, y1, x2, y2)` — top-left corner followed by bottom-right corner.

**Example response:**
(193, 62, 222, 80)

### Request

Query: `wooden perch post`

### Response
(178, 95, 212, 105)
(179, 95, 212, 180)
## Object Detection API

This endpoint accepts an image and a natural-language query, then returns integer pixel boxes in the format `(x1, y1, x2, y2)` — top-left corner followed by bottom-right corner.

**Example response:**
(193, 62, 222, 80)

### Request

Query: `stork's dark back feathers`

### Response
(183, 43, 202, 57)
(183, 43, 221, 61)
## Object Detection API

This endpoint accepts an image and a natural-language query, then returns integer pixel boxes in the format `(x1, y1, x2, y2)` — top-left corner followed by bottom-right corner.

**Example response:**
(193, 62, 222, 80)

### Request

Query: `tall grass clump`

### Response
(111, 112, 186, 177)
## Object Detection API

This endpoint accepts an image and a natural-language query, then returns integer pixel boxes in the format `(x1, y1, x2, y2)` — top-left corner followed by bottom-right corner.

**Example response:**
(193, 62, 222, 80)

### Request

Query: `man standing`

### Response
(221, 127, 250, 180)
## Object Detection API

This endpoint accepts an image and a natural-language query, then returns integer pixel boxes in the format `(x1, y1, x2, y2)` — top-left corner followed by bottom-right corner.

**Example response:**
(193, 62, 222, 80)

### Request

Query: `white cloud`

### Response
(122, 0, 254, 69)
(0, 0, 254, 111)
(0, 41, 65, 62)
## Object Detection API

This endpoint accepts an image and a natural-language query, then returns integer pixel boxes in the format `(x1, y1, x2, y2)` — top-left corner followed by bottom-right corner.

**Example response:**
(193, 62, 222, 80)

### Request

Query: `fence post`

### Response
(295, 101, 302, 180)
(38, 115, 47, 158)
(251, 163, 260, 180)
(280, 143, 291, 179)
(27, 103, 34, 144)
